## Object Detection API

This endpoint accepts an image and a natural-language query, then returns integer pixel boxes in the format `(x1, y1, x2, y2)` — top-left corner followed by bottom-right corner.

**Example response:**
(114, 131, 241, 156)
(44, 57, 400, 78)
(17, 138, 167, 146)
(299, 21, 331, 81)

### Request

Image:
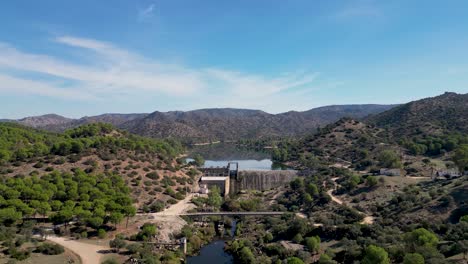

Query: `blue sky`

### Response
(1, 0, 468, 118)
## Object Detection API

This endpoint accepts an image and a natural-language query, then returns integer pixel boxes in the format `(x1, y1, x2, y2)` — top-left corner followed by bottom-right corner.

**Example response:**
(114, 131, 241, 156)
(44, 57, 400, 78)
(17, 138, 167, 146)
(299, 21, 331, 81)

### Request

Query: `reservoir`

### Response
(187, 143, 289, 170)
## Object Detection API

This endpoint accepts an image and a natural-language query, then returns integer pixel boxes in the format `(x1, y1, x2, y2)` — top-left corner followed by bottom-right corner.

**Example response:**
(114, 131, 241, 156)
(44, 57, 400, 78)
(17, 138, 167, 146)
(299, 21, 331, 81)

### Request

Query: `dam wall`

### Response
(230, 170, 298, 193)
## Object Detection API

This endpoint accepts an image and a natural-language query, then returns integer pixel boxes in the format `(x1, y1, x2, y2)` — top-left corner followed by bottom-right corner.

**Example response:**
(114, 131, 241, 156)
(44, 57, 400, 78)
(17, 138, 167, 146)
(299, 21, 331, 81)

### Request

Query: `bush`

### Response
(98, 229, 107, 239)
(36, 243, 65, 255)
(305, 236, 320, 253)
(33, 162, 44, 168)
(9, 248, 31, 260)
(146, 172, 160, 180)
(101, 258, 119, 264)
(126, 243, 141, 254)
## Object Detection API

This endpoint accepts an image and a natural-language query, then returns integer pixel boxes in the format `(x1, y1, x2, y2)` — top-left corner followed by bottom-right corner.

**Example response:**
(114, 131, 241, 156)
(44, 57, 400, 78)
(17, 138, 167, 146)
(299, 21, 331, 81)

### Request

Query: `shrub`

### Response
(36, 243, 65, 255)
(98, 229, 107, 239)
(33, 162, 44, 168)
(101, 258, 119, 264)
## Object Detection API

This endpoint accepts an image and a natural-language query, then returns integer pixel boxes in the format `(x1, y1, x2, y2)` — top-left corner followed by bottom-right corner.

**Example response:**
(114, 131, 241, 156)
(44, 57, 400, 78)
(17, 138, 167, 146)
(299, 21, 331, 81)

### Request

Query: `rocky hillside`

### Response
(366, 92, 468, 138)
(4, 105, 395, 142)
(274, 118, 399, 170)
(124, 105, 396, 141)
(17, 114, 72, 128)
(18, 113, 148, 132)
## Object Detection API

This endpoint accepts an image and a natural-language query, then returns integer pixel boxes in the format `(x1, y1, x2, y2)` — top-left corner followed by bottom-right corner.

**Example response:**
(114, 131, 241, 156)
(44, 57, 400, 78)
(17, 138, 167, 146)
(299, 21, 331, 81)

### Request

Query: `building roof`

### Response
(200, 176, 229, 181)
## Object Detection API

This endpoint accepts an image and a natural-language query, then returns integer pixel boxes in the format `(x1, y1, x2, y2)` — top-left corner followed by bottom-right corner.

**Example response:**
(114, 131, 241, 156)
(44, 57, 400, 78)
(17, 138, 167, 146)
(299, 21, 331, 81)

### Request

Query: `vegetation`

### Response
(362, 245, 389, 264)
(0, 169, 133, 231)
(0, 122, 183, 163)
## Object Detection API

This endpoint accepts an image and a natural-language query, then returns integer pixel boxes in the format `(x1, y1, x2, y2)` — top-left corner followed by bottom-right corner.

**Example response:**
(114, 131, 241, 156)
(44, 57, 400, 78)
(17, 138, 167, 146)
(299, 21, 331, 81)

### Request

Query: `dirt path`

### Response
(151, 193, 196, 217)
(47, 236, 109, 264)
(326, 177, 375, 225)
(138, 193, 197, 242)
(326, 177, 344, 205)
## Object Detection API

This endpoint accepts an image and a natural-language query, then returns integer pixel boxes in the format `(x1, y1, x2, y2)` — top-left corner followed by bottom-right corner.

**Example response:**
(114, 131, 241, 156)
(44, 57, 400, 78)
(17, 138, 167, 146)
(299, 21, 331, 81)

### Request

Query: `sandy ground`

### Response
(280, 240, 304, 251)
(326, 177, 344, 205)
(296, 212, 307, 219)
(138, 193, 197, 242)
(47, 236, 110, 264)
(360, 216, 375, 225)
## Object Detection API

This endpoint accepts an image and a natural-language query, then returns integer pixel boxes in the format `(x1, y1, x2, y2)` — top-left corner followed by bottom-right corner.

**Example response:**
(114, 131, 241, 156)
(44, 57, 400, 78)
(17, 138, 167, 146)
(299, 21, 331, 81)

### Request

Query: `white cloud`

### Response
(138, 4, 156, 21)
(0, 36, 319, 108)
(0, 74, 96, 100)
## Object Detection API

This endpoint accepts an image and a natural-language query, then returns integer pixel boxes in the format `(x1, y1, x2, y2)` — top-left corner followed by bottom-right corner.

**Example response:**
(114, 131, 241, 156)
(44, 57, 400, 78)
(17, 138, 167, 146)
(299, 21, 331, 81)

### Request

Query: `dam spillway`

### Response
(198, 163, 298, 195)
(229, 170, 298, 193)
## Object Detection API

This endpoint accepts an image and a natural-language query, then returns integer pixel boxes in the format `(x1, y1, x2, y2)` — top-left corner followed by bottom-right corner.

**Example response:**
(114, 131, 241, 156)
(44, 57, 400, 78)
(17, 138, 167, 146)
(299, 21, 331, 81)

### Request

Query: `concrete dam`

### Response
(198, 163, 298, 195)
(230, 170, 298, 193)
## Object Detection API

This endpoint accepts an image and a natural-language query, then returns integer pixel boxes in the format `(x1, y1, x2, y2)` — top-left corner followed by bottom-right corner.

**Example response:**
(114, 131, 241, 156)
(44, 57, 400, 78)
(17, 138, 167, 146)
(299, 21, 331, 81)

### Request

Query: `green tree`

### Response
(287, 257, 305, 264)
(109, 212, 124, 230)
(292, 233, 303, 243)
(305, 236, 320, 253)
(0, 149, 11, 161)
(137, 223, 157, 241)
(239, 246, 255, 264)
(123, 206, 137, 228)
(193, 154, 205, 166)
(109, 236, 127, 253)
(101, 258, 119, 264)
(51, 208, 73, 228)
(290, 178, 304, 190)
(460, 215, 468, 223)
(86, 216, 104, 229)
(37, 202, 51, 218)
(453, 145, 468, 173)
(0, 207, 22, 226)
(362, 245, 390, 264)
(404, 228, 439, 249)
(208, 186, 223, 210)
(378, 150, 401, 168)
(366, 176, 378, 187)
(403, 253, 425, 264)
(306, 183, 319, 196)
(319, 254, 337, 264)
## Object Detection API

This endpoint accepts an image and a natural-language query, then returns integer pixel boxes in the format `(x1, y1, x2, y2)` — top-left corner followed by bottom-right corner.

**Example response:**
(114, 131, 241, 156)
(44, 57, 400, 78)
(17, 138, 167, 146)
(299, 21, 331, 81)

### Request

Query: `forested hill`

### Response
(0, 123, 200, 208)
(272, 92, 468, 175)
(0, 122, 183, 162)
(5, 104, 395, 142)
(366, 92, 468, 138)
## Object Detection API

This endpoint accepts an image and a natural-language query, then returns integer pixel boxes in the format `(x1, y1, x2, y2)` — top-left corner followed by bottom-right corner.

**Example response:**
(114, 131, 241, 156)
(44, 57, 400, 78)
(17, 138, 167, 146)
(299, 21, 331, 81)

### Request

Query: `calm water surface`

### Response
(186, 158, 287, 170)
(187, 240, 233, 264)
(186, 144, 284, 263)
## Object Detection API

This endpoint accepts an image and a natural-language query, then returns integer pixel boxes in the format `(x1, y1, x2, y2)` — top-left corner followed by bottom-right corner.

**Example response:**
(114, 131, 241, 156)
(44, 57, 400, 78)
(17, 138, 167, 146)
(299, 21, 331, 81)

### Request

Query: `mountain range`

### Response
(1, 104, 396, 142)
(3, 92, 467, 142)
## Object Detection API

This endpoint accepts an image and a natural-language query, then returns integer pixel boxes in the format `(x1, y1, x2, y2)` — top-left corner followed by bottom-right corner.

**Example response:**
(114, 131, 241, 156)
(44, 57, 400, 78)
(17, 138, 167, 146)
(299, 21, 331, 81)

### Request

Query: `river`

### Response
(187, 240, 233, 264)
(187, 144, 277, 263)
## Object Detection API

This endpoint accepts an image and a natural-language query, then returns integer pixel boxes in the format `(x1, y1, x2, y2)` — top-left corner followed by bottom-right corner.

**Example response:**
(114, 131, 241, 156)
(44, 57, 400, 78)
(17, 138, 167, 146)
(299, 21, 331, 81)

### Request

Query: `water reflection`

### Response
(187, 240, 233, 264)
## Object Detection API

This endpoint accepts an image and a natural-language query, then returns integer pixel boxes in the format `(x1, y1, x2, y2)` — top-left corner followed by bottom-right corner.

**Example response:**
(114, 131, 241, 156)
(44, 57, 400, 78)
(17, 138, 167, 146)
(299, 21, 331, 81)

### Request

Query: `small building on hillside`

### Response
(379, 168, 402, 176)
(199, 176, 230, 197)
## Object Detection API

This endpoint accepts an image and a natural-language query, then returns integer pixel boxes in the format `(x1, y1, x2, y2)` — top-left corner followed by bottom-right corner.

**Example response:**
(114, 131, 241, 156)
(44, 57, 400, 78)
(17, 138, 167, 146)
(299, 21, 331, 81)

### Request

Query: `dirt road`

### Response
(326, 177, 375, 225)
(47, 236, 109, 264)
(138, 193, 197, 242)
